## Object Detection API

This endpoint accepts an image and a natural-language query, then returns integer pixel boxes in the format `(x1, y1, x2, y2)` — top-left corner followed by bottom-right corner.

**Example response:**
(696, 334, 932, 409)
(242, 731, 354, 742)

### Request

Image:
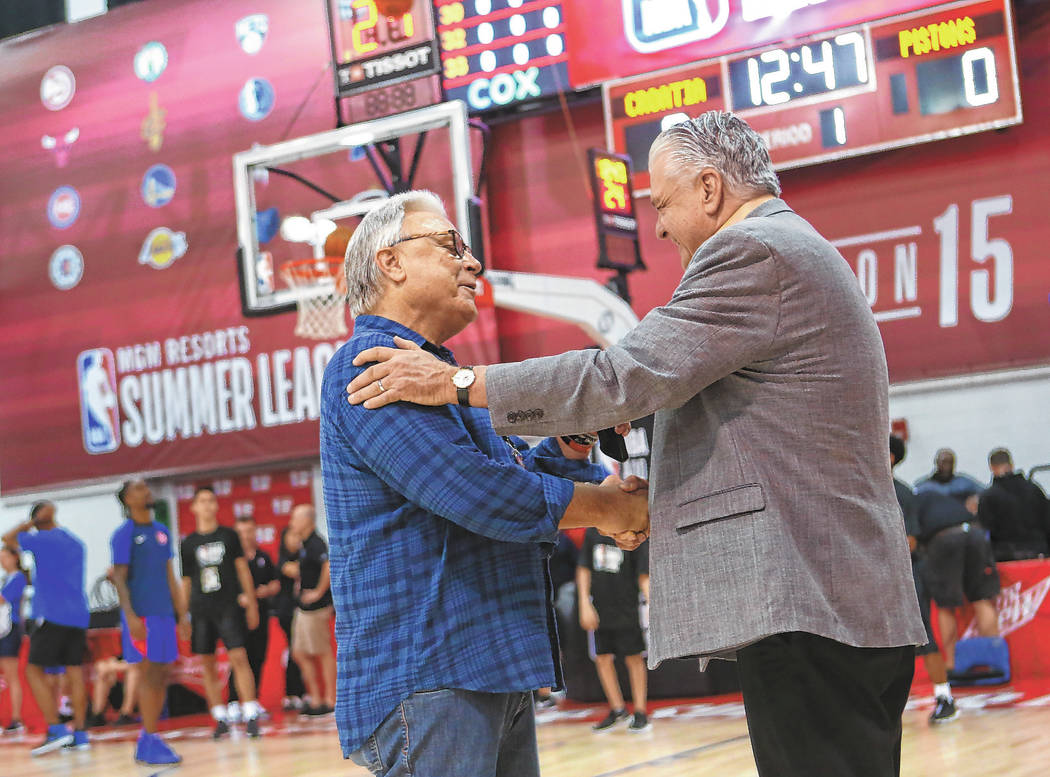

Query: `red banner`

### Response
(0, 0, 497, 495)
(916, 559, 1050, 683)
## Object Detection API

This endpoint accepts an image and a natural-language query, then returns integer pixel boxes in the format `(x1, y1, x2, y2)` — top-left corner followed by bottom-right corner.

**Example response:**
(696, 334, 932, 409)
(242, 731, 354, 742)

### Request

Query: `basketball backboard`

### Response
(232, 100, 474, 317)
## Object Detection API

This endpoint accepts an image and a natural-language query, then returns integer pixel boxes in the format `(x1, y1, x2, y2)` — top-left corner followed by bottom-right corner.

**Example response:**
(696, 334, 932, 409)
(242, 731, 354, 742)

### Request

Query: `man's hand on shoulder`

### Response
(346, 336, 458, 409)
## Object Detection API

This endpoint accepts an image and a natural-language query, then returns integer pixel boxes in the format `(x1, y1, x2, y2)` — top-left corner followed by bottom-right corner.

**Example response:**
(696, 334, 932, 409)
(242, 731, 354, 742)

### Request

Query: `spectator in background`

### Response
(274, 527, 306, 711)
(916, 449, 983, 511)
(578, 528, 651, 733)
(280, 504, 335, 716)
(228, 515, 280, 721)
(0, 545, 28, 733)
(978, 448, 1050, 561)
(2, 502, 91, 755)
(180, 486, 262, 738)
(110, 480, 188, 764)
(890, 436, 957, 724)
(914, 489, 1000, 672)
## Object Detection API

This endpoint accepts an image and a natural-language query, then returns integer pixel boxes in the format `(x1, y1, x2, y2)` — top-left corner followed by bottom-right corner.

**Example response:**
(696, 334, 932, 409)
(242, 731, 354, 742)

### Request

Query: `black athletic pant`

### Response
(737, 632, 915, 777)
(228, 618, 269, 703)
(278, 612, 305, 699)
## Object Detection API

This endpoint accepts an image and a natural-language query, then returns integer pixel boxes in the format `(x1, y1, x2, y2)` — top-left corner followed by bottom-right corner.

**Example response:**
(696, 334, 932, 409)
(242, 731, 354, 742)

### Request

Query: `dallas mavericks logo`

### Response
(76, 349, 121, 454)
(239, 78, 275, 121)
(622, 0, 730, 53)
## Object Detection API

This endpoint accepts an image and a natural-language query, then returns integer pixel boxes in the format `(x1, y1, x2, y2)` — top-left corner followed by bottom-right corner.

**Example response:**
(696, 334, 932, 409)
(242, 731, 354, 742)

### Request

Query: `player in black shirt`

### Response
(577, 528, 651, 732)
(180, 486, 262, 738)
(226, 515, 280, 721)
(279, 505, 335, 715)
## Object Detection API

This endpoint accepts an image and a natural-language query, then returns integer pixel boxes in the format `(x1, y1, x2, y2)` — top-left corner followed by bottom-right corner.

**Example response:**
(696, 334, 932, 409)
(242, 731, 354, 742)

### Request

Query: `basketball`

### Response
(375, 0, 413, 16)
(323, 225, 355, 259)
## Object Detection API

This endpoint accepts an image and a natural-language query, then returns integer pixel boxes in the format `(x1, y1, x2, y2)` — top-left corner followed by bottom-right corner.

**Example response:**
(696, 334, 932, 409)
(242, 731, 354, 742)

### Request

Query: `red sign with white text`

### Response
(0, 0, 498, 495)
(566, 0, 965, 88)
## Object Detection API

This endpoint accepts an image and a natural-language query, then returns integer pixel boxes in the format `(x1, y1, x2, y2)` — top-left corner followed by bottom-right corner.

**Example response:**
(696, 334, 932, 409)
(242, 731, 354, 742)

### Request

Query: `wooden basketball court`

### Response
(3, 686, 1048, 777)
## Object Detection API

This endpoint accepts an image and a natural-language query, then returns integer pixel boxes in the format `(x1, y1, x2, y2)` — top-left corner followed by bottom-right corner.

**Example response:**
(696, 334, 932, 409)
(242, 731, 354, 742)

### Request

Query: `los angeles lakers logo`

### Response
(138, 227, 188, 270)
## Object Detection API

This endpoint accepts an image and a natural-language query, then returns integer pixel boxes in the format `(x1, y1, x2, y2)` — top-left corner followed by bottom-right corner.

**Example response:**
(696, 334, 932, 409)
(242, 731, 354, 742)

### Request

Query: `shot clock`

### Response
(603, 0, 1021, 192)
(325, 0, 443, 121)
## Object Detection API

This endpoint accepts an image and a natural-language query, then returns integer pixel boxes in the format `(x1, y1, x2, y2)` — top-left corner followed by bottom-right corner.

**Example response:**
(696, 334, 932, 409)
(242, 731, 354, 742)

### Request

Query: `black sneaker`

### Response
(929, 696, 959, 724)
(113, 713, 138, 727)
(592, 708, 630, 731)
(245, 717, 261, 738)
(212, 719, 230, 739)
(627, 711, 651, 732)
(87, 713, 107, 728)
(302, 704, 334, 717)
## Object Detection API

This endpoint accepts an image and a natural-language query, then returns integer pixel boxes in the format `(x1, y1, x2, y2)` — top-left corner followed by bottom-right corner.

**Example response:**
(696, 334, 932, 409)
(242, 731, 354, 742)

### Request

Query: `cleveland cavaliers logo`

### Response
(622, 0, 730, 53)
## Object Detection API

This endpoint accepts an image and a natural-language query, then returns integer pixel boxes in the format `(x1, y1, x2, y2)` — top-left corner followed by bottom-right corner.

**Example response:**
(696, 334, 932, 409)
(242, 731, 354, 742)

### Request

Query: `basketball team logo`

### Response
(239, 78, 275, 121)
(138, 227, 188, 269)
(40, 65, 76, 110)
(134, 41, 168, 83)
(41, 127, 80, 168)
(622, 0, 730, 53)
(236, 14, 269, 55)
(76, 348, 121, 454)
(47, 186, 80, 229)
(141, 164, 176, 207)
(49, 245, 84, 290)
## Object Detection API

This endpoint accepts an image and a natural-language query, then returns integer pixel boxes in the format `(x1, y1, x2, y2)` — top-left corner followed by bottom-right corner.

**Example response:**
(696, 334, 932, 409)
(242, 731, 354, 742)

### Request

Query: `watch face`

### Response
(452, 368, 474, 389)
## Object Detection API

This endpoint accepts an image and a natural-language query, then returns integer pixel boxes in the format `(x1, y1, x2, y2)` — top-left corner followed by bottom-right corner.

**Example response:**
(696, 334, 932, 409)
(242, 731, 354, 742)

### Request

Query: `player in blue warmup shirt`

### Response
(110, 480, 190, 766)
(2, 502, 91, 755)
(0, 545, 29, 732)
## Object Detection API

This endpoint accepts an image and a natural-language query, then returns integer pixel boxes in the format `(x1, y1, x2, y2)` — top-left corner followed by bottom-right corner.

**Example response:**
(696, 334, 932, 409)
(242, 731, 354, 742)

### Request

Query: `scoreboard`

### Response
(604, 0, 1021, 192)
(434, 0, 569, 113)
(326, 0, 443, 122)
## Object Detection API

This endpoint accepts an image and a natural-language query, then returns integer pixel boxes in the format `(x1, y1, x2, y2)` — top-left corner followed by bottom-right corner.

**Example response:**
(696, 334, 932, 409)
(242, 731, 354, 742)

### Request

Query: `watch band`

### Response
(456, 366, 473, 407)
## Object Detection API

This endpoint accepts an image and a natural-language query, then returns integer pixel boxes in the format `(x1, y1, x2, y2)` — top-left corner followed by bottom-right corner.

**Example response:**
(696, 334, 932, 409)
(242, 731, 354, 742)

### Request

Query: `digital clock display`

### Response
(327, 0, 440, 97)
(727, 33, 871, 110)
(603, 0, 1021, 191)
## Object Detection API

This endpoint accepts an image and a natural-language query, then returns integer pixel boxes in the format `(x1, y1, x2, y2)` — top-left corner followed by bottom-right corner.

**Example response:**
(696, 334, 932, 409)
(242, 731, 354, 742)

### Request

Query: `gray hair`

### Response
(648, 111, 781, 198)
(343, 189, 447, 317)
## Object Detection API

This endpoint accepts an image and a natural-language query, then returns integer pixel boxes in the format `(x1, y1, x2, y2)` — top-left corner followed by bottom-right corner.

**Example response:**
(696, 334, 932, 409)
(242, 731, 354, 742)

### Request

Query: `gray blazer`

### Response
(487, 199, 927, 667)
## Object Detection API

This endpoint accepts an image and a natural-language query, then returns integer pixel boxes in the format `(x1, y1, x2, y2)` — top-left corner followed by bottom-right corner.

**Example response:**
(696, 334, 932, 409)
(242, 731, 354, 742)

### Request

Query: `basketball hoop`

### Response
(280, 258, 348, 339)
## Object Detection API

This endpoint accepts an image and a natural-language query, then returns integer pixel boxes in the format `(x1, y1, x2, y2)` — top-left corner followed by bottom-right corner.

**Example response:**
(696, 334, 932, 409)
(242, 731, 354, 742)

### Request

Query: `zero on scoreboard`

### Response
(603, 0, 1022, 193)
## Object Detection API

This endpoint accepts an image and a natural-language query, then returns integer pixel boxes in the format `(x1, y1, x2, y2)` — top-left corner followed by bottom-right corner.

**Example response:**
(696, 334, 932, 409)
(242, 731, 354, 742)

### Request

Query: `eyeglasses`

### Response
(390, 229, 473, 261)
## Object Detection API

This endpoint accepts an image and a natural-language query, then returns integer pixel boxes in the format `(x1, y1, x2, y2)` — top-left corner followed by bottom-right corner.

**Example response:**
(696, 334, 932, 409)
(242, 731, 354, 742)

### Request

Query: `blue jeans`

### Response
(349, 689, 539, 777)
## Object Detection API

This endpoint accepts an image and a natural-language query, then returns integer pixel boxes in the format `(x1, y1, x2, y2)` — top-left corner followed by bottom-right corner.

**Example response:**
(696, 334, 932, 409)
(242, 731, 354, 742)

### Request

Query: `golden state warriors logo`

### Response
(138, 227, 188, 270)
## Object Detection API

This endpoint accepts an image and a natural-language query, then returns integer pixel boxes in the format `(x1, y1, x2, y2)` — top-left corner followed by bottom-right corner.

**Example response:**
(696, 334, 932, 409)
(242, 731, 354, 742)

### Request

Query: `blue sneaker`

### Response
(135, 731, 182, 766)
(65, 729, 90, 750)
(31, 724, 73, 756)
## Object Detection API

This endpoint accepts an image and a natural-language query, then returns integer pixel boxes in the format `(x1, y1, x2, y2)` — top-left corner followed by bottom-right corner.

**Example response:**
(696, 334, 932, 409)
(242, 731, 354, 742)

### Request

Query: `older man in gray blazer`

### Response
(347, 111, 927, 777)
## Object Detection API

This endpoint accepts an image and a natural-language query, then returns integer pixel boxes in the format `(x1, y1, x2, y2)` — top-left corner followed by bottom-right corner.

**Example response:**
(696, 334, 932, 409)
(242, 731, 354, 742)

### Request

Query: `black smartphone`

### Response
(598, 427, 629, 462)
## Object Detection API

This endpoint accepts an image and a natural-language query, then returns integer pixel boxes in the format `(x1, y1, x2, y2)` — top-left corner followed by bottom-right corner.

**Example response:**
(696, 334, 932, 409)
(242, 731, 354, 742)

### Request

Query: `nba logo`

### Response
(76, 349, 121, 454)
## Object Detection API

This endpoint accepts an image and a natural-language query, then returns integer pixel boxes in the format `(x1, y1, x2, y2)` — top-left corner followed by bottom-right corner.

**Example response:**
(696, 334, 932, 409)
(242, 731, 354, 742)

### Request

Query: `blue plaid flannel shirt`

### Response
(320, 315, 608, 756)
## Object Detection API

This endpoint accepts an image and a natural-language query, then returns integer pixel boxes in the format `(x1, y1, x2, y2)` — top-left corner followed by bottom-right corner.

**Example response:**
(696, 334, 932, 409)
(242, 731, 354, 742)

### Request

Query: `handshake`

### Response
(592, 474, 650, 551)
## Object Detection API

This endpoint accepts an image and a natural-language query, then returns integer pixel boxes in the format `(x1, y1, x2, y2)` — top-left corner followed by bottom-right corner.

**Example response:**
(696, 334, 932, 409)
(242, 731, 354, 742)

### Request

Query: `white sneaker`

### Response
(226, 701, 242, 723)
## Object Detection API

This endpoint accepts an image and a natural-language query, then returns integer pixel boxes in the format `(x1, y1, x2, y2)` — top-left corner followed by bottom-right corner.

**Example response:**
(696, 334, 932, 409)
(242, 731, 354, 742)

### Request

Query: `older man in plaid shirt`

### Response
(320, 190, 648, 776)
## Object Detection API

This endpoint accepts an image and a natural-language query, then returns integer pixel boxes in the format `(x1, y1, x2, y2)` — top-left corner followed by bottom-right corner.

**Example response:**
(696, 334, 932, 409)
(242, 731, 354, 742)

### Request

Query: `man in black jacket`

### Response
(978, 448, 1049, 561)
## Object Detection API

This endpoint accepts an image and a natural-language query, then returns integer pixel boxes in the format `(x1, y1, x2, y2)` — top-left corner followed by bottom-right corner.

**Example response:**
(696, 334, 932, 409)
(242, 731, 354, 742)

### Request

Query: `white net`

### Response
(280, 259, 348, 339)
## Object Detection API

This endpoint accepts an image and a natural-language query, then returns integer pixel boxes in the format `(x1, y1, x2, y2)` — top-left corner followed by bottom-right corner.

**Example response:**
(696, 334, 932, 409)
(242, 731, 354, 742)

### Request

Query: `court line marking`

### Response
(590, 734, 752, 777)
